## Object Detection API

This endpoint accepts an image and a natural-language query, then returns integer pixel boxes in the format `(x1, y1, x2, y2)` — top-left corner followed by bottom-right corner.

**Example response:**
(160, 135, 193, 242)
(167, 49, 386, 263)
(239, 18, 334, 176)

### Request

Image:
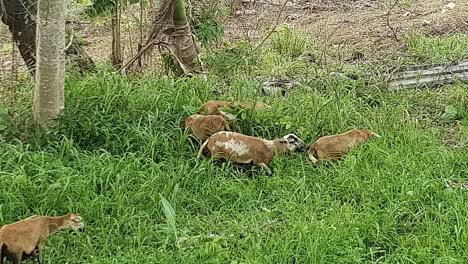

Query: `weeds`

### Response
(192, 0, 228, 46)
(270, 25, 308, 59)
(405, 33, 468, 64)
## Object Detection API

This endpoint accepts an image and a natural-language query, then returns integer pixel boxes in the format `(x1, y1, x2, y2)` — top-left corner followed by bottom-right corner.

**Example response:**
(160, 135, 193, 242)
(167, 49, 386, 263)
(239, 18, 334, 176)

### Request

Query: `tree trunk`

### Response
(172, 0, 200, 68)
(1, 0, 37, 75)
(0, 0, 95, 76)
(111, 3, 123, 68)
(66, 29, 97, 73)
(33, 0, 66, 127)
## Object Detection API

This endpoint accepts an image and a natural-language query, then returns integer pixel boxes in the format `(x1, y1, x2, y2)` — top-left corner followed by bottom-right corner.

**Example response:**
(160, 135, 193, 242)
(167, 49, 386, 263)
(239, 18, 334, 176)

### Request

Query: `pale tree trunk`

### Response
(33, 0, 66, 127)
(111, 3, 123, 68)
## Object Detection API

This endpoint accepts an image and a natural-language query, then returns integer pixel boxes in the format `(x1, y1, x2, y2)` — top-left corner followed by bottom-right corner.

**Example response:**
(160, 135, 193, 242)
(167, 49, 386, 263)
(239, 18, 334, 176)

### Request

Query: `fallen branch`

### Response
(386, 0, 400, 41)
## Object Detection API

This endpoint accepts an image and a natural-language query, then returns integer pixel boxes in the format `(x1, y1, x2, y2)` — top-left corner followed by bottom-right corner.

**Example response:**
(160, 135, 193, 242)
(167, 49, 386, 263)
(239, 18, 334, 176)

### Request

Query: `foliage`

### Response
(405, 33, 468, 64)
(204, 41, 258, 76)
(82, 0, 147, 17)
(270, 25, 308, 59)
(192, 0, 228, 46)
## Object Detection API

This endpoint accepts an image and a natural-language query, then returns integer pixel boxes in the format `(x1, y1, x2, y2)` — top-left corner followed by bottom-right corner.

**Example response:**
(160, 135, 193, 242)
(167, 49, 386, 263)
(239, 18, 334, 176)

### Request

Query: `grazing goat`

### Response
(197, 100, 269, 118)
(197, 100, 233, 116)
(307, 128, 381, 163)
(197, 131, 306, 175)
(182, 114, 231, 140)
(0, 213, 85, 264)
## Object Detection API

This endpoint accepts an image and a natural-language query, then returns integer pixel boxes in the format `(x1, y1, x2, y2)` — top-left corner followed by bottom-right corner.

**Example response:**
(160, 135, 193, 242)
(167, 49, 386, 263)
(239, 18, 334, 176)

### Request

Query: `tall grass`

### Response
(405, 33, 468, 64)
(0, 31, 467, 263)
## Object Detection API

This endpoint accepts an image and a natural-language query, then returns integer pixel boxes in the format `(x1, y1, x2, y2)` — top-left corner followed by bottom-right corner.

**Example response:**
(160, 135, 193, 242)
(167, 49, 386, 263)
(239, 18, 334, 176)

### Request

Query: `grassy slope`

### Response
(1, 31, 467, 263)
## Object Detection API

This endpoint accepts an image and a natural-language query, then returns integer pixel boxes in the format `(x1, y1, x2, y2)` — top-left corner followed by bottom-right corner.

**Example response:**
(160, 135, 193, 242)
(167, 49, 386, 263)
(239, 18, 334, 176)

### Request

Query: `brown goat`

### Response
(197, 131, 306, 175)
(197, 100, 233, 116)
(307, 128, 381, 163)
(182, 114, 231, 140)
(0, 213, 85, 264)
(197, 100, 269, 118)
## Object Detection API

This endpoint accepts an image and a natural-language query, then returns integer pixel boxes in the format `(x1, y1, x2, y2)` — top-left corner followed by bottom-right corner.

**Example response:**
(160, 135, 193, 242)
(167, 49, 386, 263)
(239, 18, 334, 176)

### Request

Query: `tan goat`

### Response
(182, 114, 231, 140)
(197, 100, 233, 116)
(197, 100, 269, 118)
(0, 213, 85, 264)
(197, 131, 307, 175)
(307, 128, 381, 163)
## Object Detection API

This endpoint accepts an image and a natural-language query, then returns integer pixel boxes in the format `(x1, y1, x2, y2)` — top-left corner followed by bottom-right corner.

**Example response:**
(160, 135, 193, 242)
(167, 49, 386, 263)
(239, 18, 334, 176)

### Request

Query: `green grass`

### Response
(1, 32, 468, 263)
(405, 33, 468, 64)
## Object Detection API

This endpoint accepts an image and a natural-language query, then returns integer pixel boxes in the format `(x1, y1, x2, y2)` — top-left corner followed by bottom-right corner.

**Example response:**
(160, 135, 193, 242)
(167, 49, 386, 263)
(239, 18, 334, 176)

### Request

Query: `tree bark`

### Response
(172, 0, 199, 68)
(111, 3, 123, 68)
(33, 0, 66, 127)
(1, 0, 37, 75)
(0, 0, 95, 76)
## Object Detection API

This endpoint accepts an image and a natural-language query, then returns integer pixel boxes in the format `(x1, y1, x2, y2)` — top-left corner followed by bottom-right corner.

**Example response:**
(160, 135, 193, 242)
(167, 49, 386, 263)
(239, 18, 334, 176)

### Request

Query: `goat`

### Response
(197, 100, 233, 116)
(197, 131, 306, 175)
(197, 100, 269, 118)
(0, 213, 84, 264)
(182, 114, 231, 140)
(307, 128, 381, 163)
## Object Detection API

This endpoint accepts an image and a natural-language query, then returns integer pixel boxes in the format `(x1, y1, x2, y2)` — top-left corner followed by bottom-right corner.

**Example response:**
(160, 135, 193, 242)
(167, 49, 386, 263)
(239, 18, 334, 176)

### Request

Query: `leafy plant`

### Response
(83, 0, 147, 17)
(192, 0, 228, 46)
(441, 105, 459, 121)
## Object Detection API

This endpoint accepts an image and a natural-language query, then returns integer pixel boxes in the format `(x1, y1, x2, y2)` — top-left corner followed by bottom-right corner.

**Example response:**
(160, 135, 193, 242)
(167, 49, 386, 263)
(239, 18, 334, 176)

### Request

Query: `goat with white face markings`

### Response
(197, 131, 307, 175)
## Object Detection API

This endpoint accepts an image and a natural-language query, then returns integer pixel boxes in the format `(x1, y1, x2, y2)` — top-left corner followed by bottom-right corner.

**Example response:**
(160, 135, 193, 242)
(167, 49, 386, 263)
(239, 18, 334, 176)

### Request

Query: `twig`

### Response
(386, 0, 400, 41)
(64, 28, 75, 51)
(118, 38, 167, 73)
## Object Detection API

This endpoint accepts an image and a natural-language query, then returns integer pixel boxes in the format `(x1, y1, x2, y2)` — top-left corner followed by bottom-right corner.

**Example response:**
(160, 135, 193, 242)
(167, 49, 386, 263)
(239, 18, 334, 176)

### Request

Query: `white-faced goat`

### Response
(0, 213, 85, 264)
(307, 128, 381, 163)
(197, 131, 306, 175)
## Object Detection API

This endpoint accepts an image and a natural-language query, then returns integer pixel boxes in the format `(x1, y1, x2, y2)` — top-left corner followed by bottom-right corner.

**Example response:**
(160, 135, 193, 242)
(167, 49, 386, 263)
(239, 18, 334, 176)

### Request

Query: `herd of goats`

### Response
(0, 100, 381, 263)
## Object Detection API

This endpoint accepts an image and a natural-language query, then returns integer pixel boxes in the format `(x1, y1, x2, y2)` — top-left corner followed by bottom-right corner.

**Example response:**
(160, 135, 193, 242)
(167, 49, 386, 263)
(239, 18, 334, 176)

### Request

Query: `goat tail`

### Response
(197, 139, 209, 159)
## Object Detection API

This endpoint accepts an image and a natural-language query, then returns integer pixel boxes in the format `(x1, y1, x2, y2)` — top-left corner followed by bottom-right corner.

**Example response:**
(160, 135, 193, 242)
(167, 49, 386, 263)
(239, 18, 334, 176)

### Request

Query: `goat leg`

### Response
(257, 163, 272, 175)
(10, 253, 22, 264)
(35, 250, 42, 264)
(33, 244, 42, 264)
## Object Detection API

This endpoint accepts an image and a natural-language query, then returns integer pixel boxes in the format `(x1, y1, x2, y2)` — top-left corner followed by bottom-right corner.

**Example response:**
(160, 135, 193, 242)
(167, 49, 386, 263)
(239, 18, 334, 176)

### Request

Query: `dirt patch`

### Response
(226, 0, 468, 58)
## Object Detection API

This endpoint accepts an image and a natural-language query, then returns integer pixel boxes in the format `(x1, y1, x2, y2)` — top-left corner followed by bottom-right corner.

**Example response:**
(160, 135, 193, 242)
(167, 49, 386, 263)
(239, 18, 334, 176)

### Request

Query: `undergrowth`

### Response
(405, 33, 468, 64)
(0, 28, 467, 263)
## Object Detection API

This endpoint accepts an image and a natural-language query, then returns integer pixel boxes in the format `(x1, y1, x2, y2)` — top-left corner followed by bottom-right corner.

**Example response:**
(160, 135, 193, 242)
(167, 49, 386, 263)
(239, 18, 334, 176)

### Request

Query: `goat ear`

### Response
(286, 134, 299, 143)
